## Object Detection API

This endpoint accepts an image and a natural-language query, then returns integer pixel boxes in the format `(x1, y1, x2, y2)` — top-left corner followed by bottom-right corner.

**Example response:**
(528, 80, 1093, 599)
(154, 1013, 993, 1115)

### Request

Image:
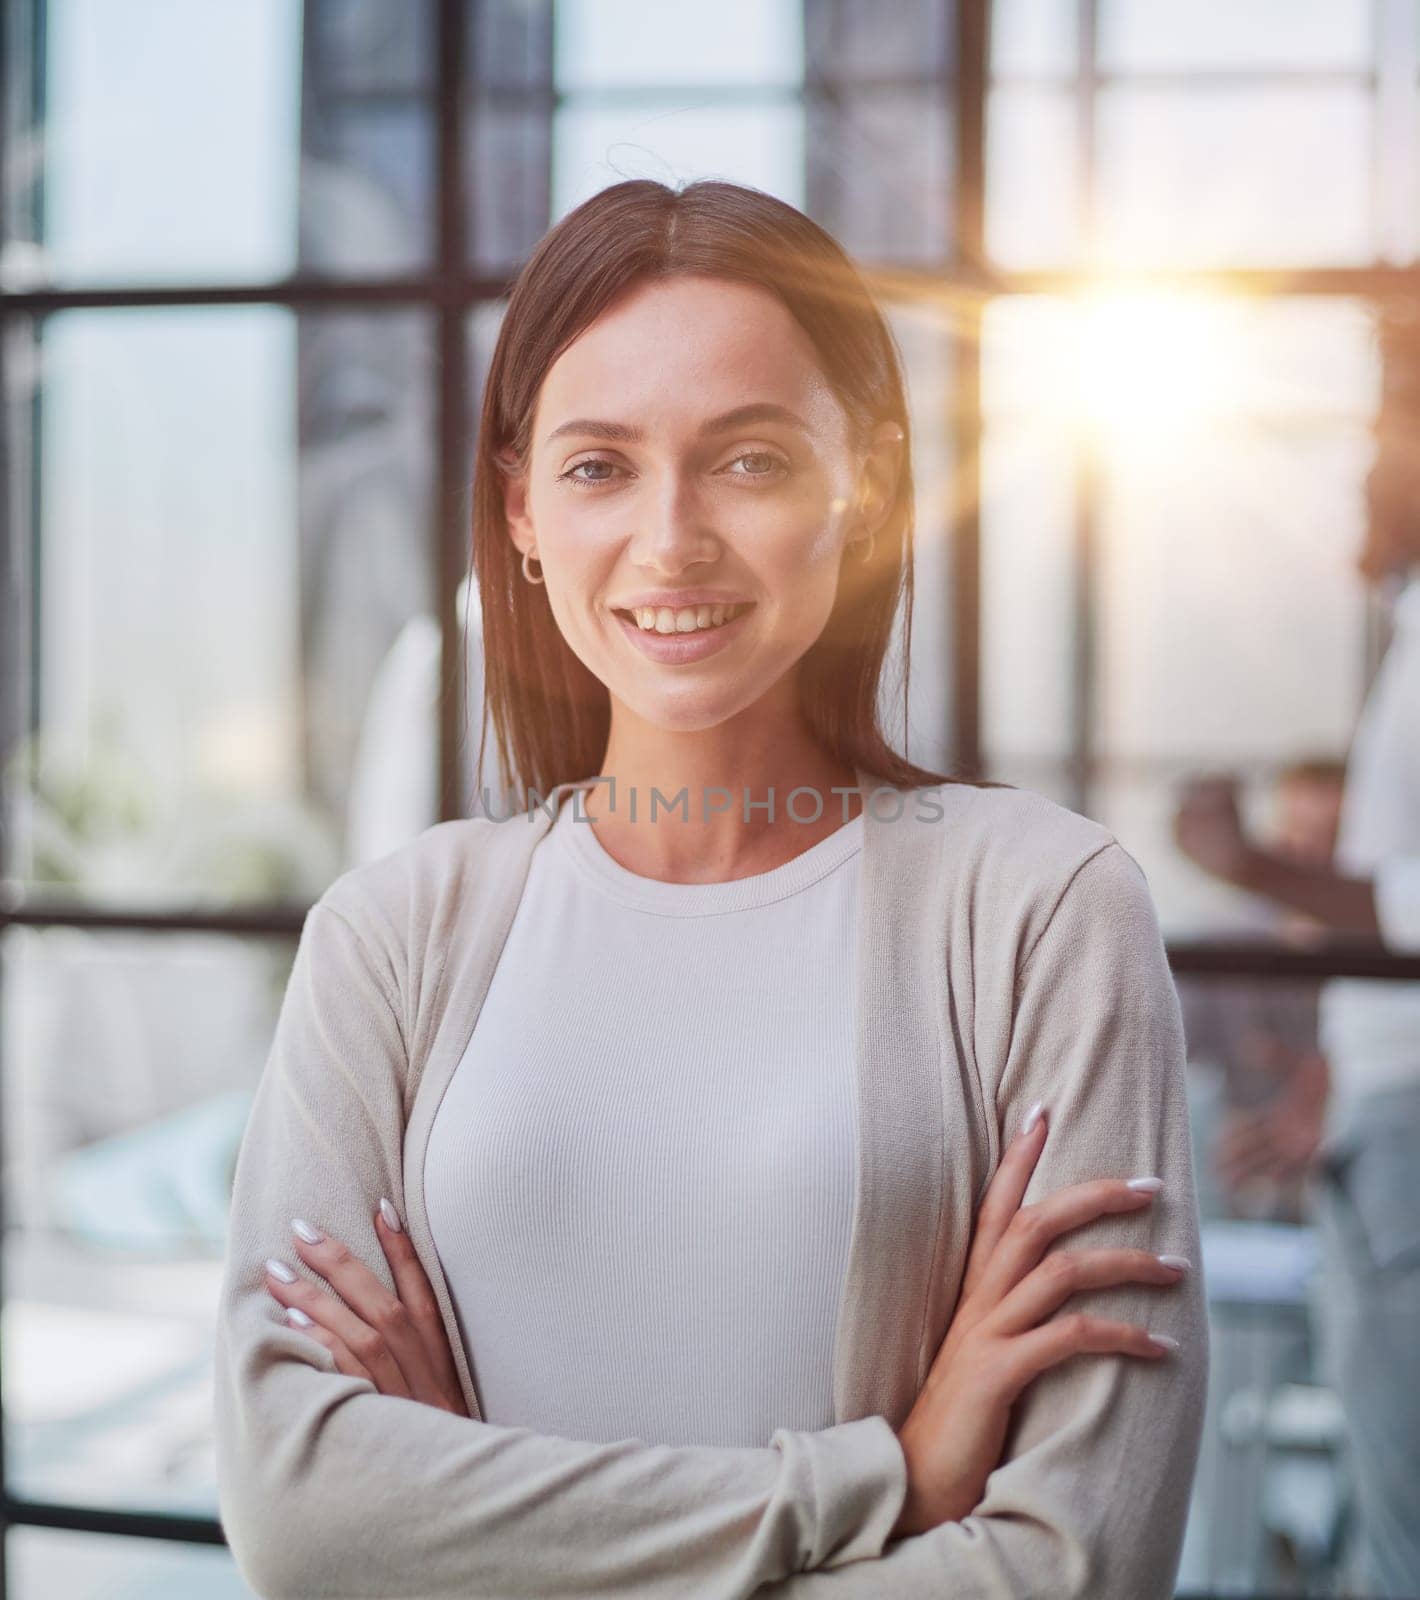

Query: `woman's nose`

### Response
(628, 483, 720, 571)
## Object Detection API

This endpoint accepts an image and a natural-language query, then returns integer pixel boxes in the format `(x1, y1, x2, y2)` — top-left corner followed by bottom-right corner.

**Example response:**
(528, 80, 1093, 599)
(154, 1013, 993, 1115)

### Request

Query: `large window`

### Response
(2, 3, 1418, 1595)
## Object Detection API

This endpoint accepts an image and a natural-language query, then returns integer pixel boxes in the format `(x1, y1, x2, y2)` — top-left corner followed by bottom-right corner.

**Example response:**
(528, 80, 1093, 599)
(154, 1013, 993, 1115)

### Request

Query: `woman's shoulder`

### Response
(311, 814, 528, 959)
(885, 777, 1121, 877)
(879, 777, 1154, 936)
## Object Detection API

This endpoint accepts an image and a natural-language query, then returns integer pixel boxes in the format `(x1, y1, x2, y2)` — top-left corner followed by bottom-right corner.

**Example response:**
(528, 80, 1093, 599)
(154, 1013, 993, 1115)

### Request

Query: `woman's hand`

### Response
(264, 1199, 470, 1416)
(890, 1106, 1189, 1540)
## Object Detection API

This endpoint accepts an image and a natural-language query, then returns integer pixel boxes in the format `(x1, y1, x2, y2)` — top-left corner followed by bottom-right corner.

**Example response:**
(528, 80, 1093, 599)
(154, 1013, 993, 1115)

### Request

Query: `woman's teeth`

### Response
(626, 602, 750, 634)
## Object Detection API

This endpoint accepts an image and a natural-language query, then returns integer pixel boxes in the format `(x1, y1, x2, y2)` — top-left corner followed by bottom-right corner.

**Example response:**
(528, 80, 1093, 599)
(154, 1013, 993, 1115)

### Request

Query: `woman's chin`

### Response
(610, 688, 761, 737)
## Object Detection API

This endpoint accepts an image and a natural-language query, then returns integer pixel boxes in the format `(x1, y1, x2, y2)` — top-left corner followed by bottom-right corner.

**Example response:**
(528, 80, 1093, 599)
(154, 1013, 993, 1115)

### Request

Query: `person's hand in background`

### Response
(1214, 1042, 1330, 1191)
(1173, 775, 1257, 887)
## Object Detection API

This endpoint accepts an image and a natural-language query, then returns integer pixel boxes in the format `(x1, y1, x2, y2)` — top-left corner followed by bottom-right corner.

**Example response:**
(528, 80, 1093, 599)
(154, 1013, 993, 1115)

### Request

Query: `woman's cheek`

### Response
(794, 504, 853, 568)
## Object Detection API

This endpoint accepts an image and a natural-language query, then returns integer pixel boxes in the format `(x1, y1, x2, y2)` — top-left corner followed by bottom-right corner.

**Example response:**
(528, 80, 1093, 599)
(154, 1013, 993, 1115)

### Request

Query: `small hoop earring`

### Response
(855, 531, 876, 565)
(521, 549, 545, 585)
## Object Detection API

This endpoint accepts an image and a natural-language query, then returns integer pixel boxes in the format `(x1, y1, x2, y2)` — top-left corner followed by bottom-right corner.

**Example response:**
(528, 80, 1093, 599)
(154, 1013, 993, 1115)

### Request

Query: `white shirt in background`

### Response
(1319, 569, 1420, 1130)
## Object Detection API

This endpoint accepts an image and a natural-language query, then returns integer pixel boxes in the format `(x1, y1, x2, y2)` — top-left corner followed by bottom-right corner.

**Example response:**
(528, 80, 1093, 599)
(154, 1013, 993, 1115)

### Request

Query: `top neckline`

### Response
(545, 786, 865, 918)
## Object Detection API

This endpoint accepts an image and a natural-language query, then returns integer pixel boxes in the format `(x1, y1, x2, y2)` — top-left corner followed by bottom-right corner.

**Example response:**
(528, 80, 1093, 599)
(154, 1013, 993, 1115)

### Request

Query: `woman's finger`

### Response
(374, 1201, 467, 1411)
(960, 1103, 1049, 1301)
(287, 1221, 451, 1403)
(265, 1254, 413, 1399)
(965, 1177, 1159, 1314)
(1001, 1312, 1172, 1396)
(284, 1309, 377, 1386)
(987, 1246, 1188, 1337)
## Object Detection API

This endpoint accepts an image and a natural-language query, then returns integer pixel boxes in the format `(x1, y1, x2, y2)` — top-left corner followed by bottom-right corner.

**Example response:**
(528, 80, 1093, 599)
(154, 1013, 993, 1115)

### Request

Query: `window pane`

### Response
(980, 296, 1079, 771)
(467, 0, 554, 272)
(991, 0, 1078, 76)
(985, 87, 1079, 267)
(472, 0, 555, 91)
(1, 0, 435, 289)
(805, 89, 952, 264)
(554, 0, 803, 90)
(1096, 86, 1374, 268)
(982, 293, 1379, 423)
(805, 0, 955, 80)
(1373, 29, 1420, 264)
(1, 923, 288, 1518)
(467, 101, 554, 273)
(1098, 0, 1372, 73)
(803, 3, 956, 266)
(310, 0, 434, 92)
(302, 102, 435, 277)
(552, 99, 806, 219)
(480, 5, 960, 272)
(980, 421, 1077, 766)
(2, 307, 437, 903)
(1096, 422, 1373, 763)
(8, 1525, 256, 1599)
(980, 294, 1381, 934)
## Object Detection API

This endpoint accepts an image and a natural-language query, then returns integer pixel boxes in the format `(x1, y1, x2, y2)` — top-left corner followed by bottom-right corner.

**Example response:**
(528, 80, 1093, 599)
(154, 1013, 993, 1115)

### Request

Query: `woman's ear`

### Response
(495, 448, 534, 556)
(856, 420, 905, 537)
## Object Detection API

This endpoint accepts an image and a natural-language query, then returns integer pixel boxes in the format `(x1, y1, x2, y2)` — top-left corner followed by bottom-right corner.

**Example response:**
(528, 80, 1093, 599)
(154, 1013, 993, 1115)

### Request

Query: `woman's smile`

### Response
(611, 598, 757, 664)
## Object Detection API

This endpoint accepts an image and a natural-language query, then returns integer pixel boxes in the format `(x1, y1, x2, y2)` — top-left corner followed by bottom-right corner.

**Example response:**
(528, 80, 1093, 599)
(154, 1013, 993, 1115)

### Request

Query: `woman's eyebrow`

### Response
(543, 402, 812, 448)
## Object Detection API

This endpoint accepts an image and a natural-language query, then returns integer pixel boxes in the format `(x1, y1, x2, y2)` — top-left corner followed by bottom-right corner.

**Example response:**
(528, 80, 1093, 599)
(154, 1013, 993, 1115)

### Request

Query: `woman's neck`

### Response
(572, 742, 865, 885)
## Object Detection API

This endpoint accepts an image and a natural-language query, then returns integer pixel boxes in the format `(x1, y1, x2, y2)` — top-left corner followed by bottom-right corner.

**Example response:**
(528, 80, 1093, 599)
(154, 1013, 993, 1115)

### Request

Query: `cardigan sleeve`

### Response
(213, 895, 908, 1600)
(751, 841, 1209, 1600)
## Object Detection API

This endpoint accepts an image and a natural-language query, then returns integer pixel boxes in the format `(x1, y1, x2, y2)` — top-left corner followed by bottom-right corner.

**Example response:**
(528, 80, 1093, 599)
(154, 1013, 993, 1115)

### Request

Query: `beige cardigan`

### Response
(213, 771, 1208, 1599)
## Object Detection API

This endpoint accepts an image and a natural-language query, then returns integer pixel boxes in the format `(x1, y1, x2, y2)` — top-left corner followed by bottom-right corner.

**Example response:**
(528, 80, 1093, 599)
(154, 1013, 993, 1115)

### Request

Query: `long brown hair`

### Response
(466, 177, 975, 812)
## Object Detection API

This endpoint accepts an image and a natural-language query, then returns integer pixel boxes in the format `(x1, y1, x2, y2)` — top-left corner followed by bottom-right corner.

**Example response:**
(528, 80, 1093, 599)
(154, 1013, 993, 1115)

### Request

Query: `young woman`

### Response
(214, 179, 1208, 1600)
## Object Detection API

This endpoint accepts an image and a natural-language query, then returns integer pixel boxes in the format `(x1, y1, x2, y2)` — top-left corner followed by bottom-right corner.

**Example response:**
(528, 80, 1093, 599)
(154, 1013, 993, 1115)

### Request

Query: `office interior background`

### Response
(3, 0, 1420, 1594)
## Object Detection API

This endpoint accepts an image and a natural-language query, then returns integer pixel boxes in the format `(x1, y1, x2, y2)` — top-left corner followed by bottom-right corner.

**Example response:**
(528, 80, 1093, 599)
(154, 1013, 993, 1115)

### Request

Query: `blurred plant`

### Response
(3, 710, 341, 905)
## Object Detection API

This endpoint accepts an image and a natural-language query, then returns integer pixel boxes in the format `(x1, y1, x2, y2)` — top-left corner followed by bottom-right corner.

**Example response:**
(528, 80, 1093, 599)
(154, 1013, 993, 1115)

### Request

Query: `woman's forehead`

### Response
(537, 283, 841, 443)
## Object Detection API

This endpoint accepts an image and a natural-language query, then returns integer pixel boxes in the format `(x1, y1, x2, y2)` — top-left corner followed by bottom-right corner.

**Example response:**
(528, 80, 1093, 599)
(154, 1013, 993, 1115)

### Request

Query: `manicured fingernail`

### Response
(1148, 1333, 1180, 1351)
(379, 1197, 403, 1233)
(1020, 1101, 1045, 1138)
(1127, 1176, 1164, 1192)
(266, 1258, 297, 1283)
(292, 1218, 323, 1244)
(286, 1306, 314, 1327)
(1157, 1254, 1192, 1272)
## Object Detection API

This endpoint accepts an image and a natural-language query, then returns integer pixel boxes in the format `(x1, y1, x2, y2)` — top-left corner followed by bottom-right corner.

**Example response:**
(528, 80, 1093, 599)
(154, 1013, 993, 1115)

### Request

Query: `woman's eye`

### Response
(727, 450, 788, 479)
(556, 450, 790, 490)
(559, 459, 621, 488)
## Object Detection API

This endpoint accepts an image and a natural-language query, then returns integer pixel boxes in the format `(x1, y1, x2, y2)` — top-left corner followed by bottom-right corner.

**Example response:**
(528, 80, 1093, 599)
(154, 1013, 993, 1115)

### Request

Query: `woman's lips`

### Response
(612, 603, 755, 663)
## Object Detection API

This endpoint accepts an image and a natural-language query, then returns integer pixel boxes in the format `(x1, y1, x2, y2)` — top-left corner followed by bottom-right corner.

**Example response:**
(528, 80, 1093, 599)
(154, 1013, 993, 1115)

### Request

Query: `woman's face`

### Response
(501, 273, 901, 735)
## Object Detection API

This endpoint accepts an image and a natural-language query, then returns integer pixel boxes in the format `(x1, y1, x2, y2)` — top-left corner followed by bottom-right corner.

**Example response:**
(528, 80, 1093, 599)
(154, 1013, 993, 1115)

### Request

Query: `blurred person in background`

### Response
(1175, 758, 1346, 1226)
(1270, 760, 1350, 945)
(1173, 366, 1420, 1595)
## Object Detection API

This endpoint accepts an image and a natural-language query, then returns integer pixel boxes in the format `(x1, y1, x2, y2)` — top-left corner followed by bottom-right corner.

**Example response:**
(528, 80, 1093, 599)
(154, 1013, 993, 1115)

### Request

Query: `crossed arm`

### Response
(215, 846, 1207, 1600)
(214, 896, 907, 1600)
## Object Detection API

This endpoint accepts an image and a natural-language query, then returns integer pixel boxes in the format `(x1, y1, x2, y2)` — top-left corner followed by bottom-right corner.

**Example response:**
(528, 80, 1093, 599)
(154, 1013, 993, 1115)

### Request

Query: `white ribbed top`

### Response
(424, 797, 864, 1448)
